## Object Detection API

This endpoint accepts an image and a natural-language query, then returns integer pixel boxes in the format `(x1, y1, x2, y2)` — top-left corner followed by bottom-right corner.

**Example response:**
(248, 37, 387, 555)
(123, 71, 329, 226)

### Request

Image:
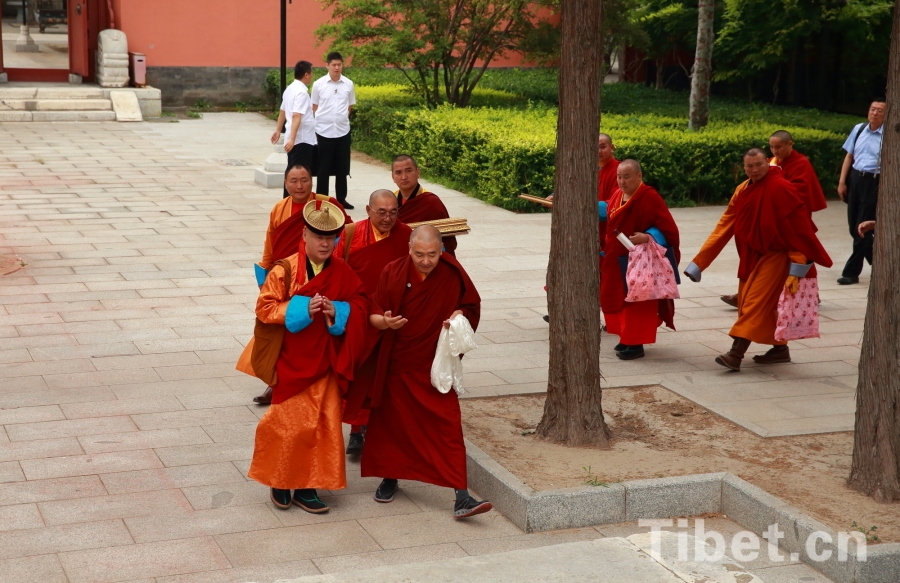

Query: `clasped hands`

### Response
(308, 293, 336, 326)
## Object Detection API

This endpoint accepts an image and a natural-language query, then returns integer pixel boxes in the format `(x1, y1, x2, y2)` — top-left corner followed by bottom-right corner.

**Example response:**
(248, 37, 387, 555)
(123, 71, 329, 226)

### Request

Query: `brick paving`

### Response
(0, 113, 859, 582)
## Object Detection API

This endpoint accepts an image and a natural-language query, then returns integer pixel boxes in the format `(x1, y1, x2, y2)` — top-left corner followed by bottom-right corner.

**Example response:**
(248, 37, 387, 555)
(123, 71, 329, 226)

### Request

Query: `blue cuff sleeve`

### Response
(598, 201, 608, 221)
(684, 262, 702, 283)
(327, 301, 350, 336)
(254, 264, 270, 286)
(285, 296, 314, 333)
(646, 227, 667, 246)
(789, 263, 812, 278)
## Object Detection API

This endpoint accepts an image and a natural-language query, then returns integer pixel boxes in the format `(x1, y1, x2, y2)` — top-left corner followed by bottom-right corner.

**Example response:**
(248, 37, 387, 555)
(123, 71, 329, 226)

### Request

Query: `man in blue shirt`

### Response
(836, 99, 886, 284)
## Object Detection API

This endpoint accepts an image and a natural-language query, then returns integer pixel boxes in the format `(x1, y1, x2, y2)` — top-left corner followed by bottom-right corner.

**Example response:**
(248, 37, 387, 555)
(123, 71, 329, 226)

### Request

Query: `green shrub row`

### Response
(265, 66, 862, 134)
(352, 102, 847, 210)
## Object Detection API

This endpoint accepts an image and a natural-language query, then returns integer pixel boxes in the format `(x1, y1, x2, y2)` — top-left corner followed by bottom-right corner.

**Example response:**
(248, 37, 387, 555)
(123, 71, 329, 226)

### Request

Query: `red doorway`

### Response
(0, 0, 102, 82)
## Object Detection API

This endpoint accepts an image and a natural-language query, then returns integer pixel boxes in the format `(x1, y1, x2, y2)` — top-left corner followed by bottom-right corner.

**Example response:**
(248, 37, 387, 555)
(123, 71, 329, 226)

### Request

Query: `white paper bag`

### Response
(430, 315, 478, 395)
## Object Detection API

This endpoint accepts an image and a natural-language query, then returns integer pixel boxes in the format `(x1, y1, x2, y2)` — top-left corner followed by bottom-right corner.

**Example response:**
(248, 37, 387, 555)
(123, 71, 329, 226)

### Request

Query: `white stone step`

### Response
(32, 110, 117, 122)
(0, 99, 112, 111)
(280, 533, 765, 583)
(35, 87, 105, 99)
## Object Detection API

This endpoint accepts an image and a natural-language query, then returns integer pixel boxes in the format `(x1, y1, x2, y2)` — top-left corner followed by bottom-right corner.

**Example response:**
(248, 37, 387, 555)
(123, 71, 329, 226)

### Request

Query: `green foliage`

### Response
(185, 110, 202, 119)
(850, 521, 880, 543)
(193, 98, 212, 110)
(351, 84, 850, 211)
(315, 0, 553, 107)
(714, 0, 892, 83)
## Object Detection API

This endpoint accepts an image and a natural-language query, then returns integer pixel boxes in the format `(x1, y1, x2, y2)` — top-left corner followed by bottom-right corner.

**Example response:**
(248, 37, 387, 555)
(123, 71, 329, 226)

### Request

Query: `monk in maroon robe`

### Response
(333, 189, 412, 455)
(247, 163, 351, 405)
(685, 148, 832, 370)
(720, 131, 826, 307)
(601, 160, 680, 361)
(391, 154, 457, 255)
(346, 226, 491, 519)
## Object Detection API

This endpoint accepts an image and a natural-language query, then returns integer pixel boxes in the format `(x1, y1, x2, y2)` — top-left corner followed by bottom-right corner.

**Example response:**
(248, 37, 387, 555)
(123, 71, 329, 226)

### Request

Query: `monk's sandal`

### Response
(454, 496, 493, 519)
(292, 489, 329, 514)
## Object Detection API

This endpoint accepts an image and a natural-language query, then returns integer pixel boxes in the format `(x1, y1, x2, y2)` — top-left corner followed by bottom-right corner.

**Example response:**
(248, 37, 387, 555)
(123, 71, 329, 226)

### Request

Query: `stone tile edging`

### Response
(465, 438, 900, 583)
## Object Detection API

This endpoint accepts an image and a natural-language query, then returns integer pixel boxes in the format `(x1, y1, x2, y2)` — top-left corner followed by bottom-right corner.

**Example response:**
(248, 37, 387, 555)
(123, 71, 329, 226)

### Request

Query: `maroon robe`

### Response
(733, 167, 832, 280)
(334, 219, 413, 426)
(271, 256, 369, 405)
(772, 150, 827, 213)
(597, 159, 620, 251)
(397, 186, 457, 255)
(601, 183, 680, 330)
(353, 253, 480, 489)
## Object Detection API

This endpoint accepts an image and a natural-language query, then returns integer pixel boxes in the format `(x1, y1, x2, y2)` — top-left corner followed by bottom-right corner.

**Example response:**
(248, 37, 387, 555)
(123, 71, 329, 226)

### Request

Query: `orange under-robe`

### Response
(690, 173, 829, 345)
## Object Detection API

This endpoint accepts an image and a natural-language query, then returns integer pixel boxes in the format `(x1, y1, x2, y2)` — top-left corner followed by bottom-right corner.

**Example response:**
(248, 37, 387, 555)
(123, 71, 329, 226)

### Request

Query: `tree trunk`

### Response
(536, 0, 610, 448)
(688, 0, 715, 130)
(848, 0, 900, 503)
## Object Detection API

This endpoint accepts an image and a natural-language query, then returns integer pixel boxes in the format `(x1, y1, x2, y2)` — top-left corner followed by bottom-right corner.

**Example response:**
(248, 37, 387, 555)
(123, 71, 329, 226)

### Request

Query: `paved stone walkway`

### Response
(0, 113, 858, 582)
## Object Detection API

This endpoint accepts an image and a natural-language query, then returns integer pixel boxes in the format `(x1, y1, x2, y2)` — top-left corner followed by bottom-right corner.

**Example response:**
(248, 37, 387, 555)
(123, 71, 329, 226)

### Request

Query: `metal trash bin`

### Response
(129, 52, 146, 87)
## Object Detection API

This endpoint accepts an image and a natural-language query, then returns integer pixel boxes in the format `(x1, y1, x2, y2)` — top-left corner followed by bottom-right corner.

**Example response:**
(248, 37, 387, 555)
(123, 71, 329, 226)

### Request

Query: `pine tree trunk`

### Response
(536, 0, 610, 448)
(848, 0, 900, 503)
(688, 0, 715, 130)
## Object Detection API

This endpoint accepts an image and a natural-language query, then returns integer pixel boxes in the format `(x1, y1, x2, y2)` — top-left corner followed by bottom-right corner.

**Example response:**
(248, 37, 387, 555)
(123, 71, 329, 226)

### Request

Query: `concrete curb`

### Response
(465, 438, 899, 583)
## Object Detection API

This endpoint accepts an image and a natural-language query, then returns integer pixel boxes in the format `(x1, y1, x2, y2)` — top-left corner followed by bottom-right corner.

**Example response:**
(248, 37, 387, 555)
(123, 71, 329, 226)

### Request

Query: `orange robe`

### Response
(246, 253, 367, 490)
(690, 169, 831, 345)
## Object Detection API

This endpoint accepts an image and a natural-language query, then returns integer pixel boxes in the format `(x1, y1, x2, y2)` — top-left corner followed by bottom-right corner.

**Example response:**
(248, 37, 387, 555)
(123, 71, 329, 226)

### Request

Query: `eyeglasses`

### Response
(373, 209, 399, 218)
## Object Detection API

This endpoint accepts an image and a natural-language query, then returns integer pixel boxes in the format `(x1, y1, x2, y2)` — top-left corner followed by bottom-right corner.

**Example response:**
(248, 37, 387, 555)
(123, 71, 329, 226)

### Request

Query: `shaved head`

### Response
(770, 130, 793, 143)
(744, 147, 767, 160)
(409, 225, 443, 276)
(599, 133, 613, 146)
(768, 131, 794, 161)
(367, 189, 399, 235)
(369, 189, 396, 206)
(616, 159, 643, 196)
(410, 225, 442, 246)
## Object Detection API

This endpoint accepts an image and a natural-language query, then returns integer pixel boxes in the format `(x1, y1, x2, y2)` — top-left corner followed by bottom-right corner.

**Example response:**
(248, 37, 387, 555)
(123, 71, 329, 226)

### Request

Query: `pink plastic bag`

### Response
(775, 277, 820, 341)
(625, 240, 680, 302)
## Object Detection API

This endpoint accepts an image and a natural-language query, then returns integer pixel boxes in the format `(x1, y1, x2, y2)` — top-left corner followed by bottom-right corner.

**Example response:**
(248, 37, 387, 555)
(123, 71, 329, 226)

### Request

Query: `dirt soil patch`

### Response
(461, 386, 898, 543)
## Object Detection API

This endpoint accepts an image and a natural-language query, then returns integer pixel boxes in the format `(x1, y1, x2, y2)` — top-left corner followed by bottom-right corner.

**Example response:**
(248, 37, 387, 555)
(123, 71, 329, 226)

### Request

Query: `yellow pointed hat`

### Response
(302, 199, 345, 236)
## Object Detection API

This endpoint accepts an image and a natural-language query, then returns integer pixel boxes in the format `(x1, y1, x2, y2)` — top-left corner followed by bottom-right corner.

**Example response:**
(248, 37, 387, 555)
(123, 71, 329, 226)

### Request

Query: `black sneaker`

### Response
(292, 489, 329, 514)
(614, 343, 627, 352)
(374, 479, 398, 503)
(270, 488, 291, 510)
(542, 315, 549, 323)
(454, 496, 493, 519)
(340, 201, 355, 210)
(346, 432, 364, 455)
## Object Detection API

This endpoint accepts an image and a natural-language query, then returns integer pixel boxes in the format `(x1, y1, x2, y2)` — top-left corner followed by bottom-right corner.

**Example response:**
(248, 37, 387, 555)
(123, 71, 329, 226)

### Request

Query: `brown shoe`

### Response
(253, 386, 273, 405)
(715, 337, 751, 371)
(720, 294, 738, 308)
(752, 345, 791, 364)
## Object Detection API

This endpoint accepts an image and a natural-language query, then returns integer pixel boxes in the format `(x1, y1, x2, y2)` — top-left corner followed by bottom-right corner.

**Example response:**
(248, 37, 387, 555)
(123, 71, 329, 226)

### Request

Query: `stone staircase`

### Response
(0, 86, 133, 122)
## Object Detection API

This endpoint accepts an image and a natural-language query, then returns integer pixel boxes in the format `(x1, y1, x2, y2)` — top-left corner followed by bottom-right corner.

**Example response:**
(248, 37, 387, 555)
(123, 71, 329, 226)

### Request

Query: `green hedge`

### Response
(352, 103, 846, 210)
